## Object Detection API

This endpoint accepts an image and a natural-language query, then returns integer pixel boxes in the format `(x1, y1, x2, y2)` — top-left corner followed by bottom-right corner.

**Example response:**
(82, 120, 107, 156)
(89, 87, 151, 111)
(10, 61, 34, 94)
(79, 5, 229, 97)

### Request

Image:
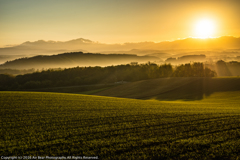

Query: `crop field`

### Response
(1, 91, 240, 159)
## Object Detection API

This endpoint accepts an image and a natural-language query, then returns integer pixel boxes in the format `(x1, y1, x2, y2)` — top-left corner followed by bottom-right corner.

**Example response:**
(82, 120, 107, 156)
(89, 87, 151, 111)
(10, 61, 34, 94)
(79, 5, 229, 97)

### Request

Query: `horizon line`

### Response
(1, 35, 239, 48)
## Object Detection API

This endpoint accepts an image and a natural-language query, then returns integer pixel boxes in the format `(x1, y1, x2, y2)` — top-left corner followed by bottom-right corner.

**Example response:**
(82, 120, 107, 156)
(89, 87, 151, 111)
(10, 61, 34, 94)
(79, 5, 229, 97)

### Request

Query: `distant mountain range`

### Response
(0, 36, 240, 66)
(1, 36, 240, 56)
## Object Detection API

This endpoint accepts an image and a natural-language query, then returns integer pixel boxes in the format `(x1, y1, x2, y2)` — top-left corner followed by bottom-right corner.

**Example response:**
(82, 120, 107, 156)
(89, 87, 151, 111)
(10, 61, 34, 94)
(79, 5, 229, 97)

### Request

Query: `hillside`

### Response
(0, 63, 217, 91)
(0, 52, 159, 69)
(95, 77, 240, 100)
(1, 91, 240, 159)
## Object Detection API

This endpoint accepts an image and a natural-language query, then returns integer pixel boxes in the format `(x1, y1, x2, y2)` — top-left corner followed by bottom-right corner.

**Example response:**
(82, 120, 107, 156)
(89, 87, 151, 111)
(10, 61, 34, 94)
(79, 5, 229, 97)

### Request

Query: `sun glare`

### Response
(195, 19, 215, 38)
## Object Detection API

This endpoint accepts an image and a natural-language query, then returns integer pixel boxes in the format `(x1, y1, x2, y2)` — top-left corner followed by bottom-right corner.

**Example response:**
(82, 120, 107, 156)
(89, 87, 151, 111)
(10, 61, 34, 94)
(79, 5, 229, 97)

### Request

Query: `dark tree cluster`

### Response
(173, 62, 216, 77)
(0, 62, 216, 90)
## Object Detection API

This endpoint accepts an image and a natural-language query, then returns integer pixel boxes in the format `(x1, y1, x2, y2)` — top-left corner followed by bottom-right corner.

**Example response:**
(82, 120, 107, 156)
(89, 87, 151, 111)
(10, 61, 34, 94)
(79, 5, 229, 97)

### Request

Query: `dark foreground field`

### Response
(1, 90, 240, 159)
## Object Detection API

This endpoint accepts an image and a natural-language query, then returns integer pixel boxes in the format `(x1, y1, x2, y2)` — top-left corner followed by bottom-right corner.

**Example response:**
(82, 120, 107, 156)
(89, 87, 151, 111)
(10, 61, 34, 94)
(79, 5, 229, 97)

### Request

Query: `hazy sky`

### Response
(0, 0, 240, 47)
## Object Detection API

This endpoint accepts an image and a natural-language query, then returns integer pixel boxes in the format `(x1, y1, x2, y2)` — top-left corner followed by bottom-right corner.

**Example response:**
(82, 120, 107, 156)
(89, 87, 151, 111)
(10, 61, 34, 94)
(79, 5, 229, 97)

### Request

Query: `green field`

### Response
(1, 90, 240, 159)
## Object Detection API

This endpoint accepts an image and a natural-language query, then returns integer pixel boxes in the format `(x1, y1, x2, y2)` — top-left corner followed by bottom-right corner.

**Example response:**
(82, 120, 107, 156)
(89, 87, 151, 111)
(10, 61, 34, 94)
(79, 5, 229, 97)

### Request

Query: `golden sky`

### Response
(0, 0, 240, 47)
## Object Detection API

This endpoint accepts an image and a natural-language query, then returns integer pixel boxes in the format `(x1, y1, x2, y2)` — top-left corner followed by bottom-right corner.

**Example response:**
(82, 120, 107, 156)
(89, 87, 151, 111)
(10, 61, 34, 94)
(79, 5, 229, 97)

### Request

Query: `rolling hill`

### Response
(0, 52, 159, 69)
(95, 77, 240, 100)
(1, 91, 240, 159)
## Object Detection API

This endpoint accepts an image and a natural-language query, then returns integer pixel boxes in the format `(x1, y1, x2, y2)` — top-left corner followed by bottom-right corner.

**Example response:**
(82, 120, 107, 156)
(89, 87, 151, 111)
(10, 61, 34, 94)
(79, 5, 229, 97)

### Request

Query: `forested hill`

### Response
(0, 52, 159, 69)
(0, 62, 216, 91)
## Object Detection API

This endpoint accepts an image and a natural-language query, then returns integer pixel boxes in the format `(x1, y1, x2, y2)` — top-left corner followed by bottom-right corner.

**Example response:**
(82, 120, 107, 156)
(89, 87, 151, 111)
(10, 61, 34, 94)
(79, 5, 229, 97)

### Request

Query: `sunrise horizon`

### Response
(1, 0, 240, 48)
(1, 1, 240, 158)
(2, 35, 240, 48)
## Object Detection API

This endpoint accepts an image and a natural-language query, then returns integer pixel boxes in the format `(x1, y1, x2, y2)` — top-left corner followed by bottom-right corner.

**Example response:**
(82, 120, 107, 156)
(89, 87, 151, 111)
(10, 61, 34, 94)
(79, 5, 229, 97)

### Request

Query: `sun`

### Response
(195, 19, 215, 38)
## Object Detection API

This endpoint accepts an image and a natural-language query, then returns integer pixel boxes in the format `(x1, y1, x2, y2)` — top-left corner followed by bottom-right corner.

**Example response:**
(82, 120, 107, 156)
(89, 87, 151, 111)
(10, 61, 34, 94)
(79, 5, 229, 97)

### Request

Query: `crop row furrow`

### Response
(2, 115, 239, 148)
(103, 127, 240, 157)
(1, 112, 236, 125)
(3, 114, 239, 140)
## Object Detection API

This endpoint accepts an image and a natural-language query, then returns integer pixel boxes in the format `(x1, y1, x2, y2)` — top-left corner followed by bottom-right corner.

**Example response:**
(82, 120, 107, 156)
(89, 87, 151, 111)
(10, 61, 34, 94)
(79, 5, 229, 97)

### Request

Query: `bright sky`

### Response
(0, 0, 240, 47)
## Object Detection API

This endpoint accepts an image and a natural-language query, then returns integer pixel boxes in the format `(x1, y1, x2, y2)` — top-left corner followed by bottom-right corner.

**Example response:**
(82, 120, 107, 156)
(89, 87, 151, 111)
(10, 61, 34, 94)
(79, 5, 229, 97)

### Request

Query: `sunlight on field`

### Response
(0, 91, 240, 159)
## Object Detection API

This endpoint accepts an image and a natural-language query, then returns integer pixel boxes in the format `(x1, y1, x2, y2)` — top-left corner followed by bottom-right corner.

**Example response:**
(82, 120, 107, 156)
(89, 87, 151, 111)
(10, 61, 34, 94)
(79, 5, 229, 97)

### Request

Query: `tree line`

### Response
(0, 62, 216, 90)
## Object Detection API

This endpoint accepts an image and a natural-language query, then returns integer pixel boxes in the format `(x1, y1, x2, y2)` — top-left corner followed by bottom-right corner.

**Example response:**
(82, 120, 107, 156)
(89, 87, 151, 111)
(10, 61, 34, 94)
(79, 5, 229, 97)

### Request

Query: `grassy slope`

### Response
(95, 77, 240, 100)
(1, 91, 240, 159)
(23, 84, 117, 94)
